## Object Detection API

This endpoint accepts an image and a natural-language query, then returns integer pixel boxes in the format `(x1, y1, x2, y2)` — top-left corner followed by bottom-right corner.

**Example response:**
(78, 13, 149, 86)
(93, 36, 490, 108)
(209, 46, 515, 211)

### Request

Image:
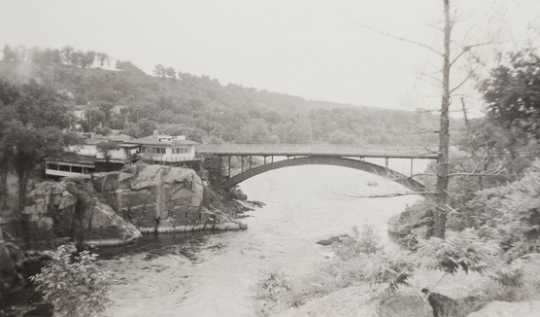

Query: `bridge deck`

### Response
(197, 144, 438, 159)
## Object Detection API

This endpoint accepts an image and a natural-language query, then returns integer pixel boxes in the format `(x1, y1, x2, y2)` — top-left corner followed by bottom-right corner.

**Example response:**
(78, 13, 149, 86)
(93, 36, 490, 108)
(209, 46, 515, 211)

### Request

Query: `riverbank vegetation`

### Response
(256, 47, 540, 316)
(30, 244, 112, 317)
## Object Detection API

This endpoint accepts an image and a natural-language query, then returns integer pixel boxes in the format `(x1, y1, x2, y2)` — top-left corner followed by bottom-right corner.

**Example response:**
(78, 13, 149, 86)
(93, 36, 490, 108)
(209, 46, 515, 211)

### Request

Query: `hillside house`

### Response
(45, 135, 139, 179)
(134, 134, 200, 168)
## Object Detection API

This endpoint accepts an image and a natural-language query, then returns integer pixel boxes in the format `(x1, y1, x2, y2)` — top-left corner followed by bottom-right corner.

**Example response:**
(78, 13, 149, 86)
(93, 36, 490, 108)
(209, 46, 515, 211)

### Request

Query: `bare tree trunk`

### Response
(0, 169, 7, 209)
(16, 171, 31, 245)
(433, 0, 451, 239)
(17, 172, 28, 215)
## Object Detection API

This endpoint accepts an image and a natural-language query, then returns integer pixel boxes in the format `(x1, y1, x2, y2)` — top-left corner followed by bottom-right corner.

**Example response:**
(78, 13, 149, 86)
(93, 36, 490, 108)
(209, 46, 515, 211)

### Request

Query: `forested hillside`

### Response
(0, 45, 443, 145)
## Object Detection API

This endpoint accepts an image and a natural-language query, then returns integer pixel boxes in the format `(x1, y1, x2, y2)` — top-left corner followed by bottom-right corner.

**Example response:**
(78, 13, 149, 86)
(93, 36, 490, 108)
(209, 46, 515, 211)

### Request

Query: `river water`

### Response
(104, 160, 428, 317)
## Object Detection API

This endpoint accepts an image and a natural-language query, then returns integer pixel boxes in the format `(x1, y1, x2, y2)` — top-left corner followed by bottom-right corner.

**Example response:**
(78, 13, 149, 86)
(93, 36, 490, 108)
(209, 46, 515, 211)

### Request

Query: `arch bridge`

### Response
(197, 144, 438, 192)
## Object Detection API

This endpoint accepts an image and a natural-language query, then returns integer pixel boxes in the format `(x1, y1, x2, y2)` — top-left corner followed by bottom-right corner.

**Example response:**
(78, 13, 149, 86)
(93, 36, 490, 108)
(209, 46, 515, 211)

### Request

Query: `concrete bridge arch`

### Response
(222, 156, 425, 192)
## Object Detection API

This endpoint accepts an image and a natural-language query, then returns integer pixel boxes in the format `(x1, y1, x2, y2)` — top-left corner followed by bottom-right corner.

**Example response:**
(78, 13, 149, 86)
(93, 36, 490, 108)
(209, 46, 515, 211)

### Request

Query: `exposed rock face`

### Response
(0, 242, 21, 302)
(273, 286, 432, 317)
(92, 164, 204, 230)
(387, 200, 434, 243)
(21, 163, 246, 246)
(23, 179, 141, 245)
(467, 300, 540, 317)
(377, 290, 433, 317)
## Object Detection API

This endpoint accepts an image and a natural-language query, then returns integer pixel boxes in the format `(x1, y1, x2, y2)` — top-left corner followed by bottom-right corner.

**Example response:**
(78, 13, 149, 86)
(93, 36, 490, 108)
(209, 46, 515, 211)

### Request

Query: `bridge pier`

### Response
(228, 156, 232, 177)
(240, 156, 244, 172)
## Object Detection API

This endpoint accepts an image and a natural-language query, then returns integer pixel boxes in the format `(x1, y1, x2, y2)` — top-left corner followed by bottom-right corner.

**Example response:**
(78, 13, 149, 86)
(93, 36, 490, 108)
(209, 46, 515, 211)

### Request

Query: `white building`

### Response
(134, 135, 199, 164)
(45, 135, 139, 179)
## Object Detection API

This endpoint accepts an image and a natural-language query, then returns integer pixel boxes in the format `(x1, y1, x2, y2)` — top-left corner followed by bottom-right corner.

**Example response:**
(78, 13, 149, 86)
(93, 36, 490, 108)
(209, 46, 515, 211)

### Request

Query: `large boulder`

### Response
(0, 242, 20, 302)
(274, 286, 432, 317)
(23, 178, 141, 245)
(387, 200, 434, 243)
(92, 163, 205, 229)
(467, 301, 540, 317)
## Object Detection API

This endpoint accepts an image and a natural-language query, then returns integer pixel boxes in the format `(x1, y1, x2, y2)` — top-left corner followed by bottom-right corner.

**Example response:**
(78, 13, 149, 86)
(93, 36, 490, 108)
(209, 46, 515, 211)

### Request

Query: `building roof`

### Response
(132, 135, 199, 146)
(79, 134, 138, 147)
(45, 153, 96, 166)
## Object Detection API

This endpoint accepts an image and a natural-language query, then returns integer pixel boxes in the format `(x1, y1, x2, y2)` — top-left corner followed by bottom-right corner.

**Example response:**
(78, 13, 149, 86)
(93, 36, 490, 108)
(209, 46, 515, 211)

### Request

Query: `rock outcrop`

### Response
(92, 164, 204, 230)
(21, 163, 247, 246)
(23, 178, 141, 246)
(467, 300, 540, 317)
(273, 286, 432, 317)
(387, 200, 434, 243)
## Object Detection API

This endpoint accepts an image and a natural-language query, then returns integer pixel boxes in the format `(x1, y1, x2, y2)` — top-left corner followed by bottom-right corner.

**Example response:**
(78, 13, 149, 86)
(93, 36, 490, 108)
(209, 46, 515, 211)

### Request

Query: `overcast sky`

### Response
(1, 0, 539, 114)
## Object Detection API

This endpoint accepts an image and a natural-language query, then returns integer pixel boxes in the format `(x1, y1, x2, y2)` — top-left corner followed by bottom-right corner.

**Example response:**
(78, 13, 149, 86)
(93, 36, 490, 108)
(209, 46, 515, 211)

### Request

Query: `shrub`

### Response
(333, 225, 382, 260)
(30, 244, 111, 317)
(416, 229, 501, 274)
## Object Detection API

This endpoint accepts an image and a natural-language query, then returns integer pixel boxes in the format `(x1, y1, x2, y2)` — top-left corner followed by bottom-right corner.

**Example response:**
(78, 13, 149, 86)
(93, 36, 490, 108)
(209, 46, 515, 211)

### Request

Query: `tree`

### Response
(153, 64, 166, 78)
(30, 244, 112, 317)
(125, 119, 157, 138)
(2, 45, 18, 62)
(361, 0, 494, 238)
(82, 107, 106, 132)
(96, 52, 109, 68)
(238, 119, 272, 143)
(328, 130, 357, 144)
(165, 67, 176, 80)
(0, 80, 19, 208)
(80, 51, 96, 68)
(4, 122, 71, 213)
(481, 50, 540, 142)
(434, 0, 452, 239)
(0, 80, 76, 216)
(60, 46, 74, 65)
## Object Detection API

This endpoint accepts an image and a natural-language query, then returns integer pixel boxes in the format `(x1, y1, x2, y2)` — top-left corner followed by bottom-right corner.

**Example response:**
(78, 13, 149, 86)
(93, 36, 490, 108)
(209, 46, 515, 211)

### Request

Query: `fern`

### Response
(416, 229, 501, 274)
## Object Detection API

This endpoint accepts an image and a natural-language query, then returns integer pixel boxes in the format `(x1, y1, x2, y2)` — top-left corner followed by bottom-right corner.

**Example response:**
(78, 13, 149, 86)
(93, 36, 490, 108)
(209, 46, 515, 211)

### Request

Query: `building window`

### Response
(59, 165, 70, 172)
(174, 147, 189, 154)
(71, 166, 82, 173)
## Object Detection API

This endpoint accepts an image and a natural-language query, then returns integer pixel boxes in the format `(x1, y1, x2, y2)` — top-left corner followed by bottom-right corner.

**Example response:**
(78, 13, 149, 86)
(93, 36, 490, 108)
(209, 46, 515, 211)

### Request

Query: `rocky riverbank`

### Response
(8, 163, 250, 248)
(0, 163, 257, 311)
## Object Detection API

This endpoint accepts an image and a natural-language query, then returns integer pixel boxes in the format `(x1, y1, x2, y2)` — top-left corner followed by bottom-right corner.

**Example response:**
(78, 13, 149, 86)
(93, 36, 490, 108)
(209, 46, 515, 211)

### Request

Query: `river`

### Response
(104, 160, 429, 317)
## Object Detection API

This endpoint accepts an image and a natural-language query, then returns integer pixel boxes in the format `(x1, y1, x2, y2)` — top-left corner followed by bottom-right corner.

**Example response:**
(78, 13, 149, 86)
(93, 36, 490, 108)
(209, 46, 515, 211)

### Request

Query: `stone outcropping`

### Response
(387, 200, 434, 243)
(20, 163, 247, 246)
(23, 178, 141, 245)
(92, 164, 205, 231)
(467, 300, 540, 317)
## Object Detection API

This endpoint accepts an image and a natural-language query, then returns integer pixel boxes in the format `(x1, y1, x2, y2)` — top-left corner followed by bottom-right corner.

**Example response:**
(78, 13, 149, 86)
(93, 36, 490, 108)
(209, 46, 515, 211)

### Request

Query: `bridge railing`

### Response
(197, 143, 438, 159)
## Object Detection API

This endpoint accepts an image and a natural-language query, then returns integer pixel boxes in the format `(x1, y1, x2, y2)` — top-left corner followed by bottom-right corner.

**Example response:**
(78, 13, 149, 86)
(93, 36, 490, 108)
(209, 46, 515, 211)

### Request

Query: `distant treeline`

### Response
(0, 45, 444, 145)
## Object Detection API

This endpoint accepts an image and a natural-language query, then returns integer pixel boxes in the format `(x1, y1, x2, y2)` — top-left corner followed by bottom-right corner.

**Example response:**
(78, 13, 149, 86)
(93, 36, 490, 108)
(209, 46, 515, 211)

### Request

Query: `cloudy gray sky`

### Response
(1, 0, 539, 114)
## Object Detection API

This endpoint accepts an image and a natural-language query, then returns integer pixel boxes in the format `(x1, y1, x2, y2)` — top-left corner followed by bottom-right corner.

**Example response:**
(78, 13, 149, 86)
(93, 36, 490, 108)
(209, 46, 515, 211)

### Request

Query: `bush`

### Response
(30, 244, 111, 317)
(416, 229, 501, 274)
(333, 225, 382, 260)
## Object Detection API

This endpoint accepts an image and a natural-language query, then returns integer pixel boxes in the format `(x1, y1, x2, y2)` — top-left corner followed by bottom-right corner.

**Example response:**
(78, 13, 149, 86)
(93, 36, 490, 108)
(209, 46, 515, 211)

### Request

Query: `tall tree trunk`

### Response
(16, 171, 31, 245)
(434, 0, 451, 239)
(17, 172, 29, 215)
(0, 168, 7, 209)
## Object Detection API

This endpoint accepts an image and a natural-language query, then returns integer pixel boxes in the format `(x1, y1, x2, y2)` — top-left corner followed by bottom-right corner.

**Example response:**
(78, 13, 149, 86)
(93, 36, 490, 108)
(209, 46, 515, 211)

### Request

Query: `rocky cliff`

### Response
(20, 163, 246, 247)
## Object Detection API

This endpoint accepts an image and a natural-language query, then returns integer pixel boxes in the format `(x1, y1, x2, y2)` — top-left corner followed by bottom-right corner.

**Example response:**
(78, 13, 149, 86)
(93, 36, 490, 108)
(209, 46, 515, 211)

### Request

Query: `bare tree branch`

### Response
(450, 70, 474, 93)
(359, 25, 444, 56)
(419, 71, 443, 83)
(449, 42, 495, 67)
